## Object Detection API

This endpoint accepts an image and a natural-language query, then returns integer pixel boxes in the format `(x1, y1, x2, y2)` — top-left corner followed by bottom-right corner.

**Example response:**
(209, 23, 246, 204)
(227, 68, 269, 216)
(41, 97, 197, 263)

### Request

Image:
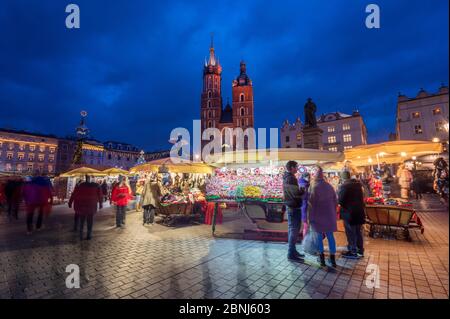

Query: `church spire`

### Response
(208, 33, 217, 66)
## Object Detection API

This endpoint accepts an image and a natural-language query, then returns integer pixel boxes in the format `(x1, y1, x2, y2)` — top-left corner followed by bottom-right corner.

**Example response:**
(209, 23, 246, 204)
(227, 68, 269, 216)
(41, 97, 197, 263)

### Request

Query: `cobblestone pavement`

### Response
(0, 194, 448, 299)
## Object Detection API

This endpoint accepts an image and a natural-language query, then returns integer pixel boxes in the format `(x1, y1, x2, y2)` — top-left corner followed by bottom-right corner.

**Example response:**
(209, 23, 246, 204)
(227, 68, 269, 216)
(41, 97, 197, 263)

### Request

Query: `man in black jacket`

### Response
(338, 171, 366, 259)
(283, 161, 305, 262)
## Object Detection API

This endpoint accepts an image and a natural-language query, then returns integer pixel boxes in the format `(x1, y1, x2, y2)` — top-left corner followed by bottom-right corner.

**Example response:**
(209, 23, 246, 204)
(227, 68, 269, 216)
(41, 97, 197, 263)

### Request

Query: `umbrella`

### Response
(102, 168, 130, 176)
(60, 167, 106, 177)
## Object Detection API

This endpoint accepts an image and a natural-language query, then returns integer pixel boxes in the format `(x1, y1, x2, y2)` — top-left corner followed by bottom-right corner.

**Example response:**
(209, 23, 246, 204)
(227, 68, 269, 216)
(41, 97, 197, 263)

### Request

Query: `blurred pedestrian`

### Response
(283, 160, 305, 263)
(22, 175, 44, 234)
(397, 164, 413, 199)
(338, 171, 366, 259)
(68, 175, 103, 240)
(140, 177, 161, 225)
(411, 172, 425, 200)
(4, 177, 23, 221)
(111, 175, 132, 227)
(298, 172, 310, 239)
(135, 180, 144, 212)
(308, 166, 338, 268)
(101, 180, 108, 203)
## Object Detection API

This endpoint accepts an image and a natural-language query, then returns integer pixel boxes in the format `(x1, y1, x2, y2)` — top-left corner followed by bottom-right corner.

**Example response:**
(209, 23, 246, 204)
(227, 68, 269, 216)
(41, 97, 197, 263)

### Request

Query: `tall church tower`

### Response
(200, 36, 222, 133)
(232, 61, 254, 129)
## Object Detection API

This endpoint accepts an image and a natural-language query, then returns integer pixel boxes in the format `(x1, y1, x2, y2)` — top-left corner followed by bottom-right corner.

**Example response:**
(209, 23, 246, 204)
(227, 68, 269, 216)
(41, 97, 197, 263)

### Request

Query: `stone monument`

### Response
(302, 98, 323, 150)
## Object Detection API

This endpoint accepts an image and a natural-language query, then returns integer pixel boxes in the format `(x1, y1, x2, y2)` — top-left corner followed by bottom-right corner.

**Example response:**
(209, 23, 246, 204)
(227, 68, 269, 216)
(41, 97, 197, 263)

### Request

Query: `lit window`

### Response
(49, 155, 55, 162)
(414, 125, 423, 134)
(435, 122, 444, 132)
(328, 147, 338, 152)
(327, 126, 335, 133)
(344, 146, 353, 150)
(8, 143, 14, 150)
(433, 108, 441, 115)
(17, 164, 23, 172)
(412, 112, 420, 119)
(296, 133, 302, 141)
(7, 152, 13, 160)
(18, 153, 24, 160)
(28, 154, 35, 161)
(48, 165, 53, 172)
(38, 165, 44, 172)
(343, 123, 351, 131)
(49, 147, 55, 153)
(39, 145, 45, 152)
(19, 144, 25, 151)
(29, 145, 36, 151)
(343, 134, 352, 143)
(328, 136, 337, 143)
(38, 154, 44, 162)
(6, 163, 12, 171)
(27, 164, 33, 172)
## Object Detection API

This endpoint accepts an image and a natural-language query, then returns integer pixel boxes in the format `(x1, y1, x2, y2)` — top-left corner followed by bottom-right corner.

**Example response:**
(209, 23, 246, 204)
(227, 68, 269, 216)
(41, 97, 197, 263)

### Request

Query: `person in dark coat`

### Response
(22, 175, 49, 234)
(411, 172, 425, 200)
(100, 180, 108, 203)
(69, 175, 103, 240)
(4, 178, 23, 221)
(283, 161, 305, 262)
(338, 171, 366, 259)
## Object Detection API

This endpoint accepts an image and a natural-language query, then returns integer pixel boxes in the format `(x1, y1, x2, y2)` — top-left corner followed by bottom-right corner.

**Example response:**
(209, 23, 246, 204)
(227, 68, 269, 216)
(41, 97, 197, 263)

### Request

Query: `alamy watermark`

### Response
(169, 120, 279, 164)
(365, 4, 380, 29)
(65, 4, 80, 29)
(65, 264, 80, 289)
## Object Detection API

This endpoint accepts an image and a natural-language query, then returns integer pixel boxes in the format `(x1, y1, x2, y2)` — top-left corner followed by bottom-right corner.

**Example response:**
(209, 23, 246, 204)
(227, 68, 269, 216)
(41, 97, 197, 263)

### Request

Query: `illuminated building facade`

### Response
(396, 85, 449, 143)
(0, 128, 58, 175)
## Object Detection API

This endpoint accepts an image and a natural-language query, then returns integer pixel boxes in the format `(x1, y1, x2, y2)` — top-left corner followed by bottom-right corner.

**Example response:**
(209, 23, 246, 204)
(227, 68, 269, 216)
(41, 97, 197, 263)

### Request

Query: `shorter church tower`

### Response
(232, 61, 254, 129)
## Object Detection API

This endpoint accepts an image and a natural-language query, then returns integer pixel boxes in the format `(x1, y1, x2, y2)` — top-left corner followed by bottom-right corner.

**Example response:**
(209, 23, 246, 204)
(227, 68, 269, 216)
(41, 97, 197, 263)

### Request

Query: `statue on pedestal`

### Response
(304, 98, 317, 128)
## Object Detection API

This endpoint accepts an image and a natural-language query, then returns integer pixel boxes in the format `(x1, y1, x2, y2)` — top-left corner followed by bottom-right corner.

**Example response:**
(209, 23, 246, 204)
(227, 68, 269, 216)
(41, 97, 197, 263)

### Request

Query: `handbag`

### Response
(302, 227, 319, 255)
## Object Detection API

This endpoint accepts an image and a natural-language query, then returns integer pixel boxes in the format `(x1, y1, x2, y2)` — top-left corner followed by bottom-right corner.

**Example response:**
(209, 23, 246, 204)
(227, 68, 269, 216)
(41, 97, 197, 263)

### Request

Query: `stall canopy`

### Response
(130, 157, 214, 174)
(60, 167, 106, 177)
(102, 168, 129, 176)
(344, 140, 444, 167)
(209, 148, 345, 167)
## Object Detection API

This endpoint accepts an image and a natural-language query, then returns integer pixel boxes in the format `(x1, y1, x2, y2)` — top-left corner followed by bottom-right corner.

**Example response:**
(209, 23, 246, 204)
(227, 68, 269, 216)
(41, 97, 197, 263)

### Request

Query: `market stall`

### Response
(130, 158, 213, 226)
(59, 167, 107, 200)
(205, 148, 345, 237)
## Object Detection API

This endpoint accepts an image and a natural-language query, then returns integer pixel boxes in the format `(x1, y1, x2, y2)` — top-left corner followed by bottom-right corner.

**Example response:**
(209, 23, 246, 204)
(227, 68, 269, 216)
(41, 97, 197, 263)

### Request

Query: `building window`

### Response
(28, 154, 35, 161)
(39, 145, 45, 152)
(38, 154, 44, 162)
(343, 123, 351, 131)
(38, 165, 44, 173)
(412, 112, 421, 119)
(327, 126, 335, 133)
(8, 143, 14, 150)
(435, 121, 444, 132)
(285, 136, 290, 143)
(49, 147, 55, 153)
(6, 163, 12, 171)
(18, 153, 24, 160)
(433, 108, 441, 115)
(48, 165, 53, 172)
(328, 136, 337, 144)
(240, 107, 245, 116)
(7, 152, 13, 160)
(414, 125, 423, 134)
(49, 155, 55, 162)
(343, 134, 352, 143)
(241, 119, 245, 127)
(17, 164, 23, 172)
(208, 91, 212, 98)
(296, 133, 302, 141)
(240, 93, 245, 102)
(208, 111, 212, 118)
(207, 100, 211, 108)
(27, 164, 33, 172)
(328, 147, 338, 152)
(344, 146, 353, 150)
(29, 145, 36, 151)
(19, 144, 25, 151)
(208, 121, 212, 128)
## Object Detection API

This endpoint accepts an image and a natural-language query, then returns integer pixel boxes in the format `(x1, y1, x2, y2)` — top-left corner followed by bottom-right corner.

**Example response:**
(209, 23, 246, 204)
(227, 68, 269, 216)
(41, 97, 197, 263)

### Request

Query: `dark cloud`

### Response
(0, 0, 448, 150)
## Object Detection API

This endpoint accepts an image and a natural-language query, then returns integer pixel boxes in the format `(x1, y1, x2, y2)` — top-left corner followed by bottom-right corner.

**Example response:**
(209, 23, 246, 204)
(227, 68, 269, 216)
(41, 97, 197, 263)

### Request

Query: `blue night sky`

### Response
(0, 0, 448, 151)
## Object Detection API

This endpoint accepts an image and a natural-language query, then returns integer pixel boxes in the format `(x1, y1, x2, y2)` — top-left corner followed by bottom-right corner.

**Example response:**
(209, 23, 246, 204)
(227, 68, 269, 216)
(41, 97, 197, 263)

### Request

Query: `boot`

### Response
(329, 254, 337, 268)
(319, 253, 326, 267)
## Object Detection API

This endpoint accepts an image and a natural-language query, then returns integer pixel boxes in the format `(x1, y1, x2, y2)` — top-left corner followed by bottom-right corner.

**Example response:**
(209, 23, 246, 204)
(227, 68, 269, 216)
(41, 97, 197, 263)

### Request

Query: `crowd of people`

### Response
(282, 160, 407, 268)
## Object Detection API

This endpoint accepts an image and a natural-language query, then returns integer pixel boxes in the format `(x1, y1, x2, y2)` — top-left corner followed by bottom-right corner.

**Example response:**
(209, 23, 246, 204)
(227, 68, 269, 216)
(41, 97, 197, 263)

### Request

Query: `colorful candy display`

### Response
(206, 166, 285, 202)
